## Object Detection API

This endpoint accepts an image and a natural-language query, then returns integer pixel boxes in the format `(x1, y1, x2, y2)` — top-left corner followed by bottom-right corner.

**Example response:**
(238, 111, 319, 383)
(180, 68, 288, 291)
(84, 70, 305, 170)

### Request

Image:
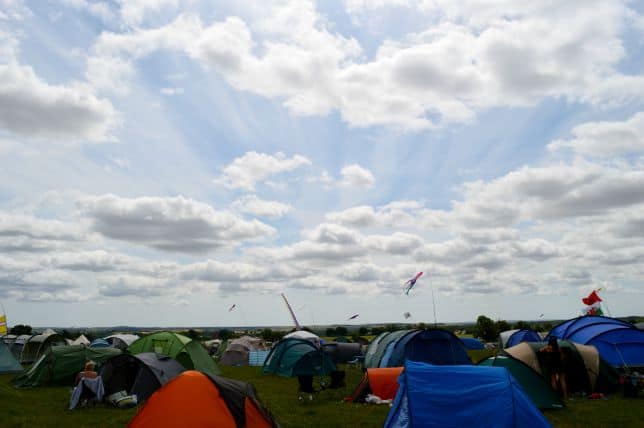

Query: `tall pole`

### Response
(281, 293, 302, 330)
(431, 285, 437, 328)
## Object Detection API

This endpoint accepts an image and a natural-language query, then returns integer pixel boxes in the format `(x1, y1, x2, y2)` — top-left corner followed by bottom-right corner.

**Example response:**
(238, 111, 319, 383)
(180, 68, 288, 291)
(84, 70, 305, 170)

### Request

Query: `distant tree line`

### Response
(472, 315, 554, 342)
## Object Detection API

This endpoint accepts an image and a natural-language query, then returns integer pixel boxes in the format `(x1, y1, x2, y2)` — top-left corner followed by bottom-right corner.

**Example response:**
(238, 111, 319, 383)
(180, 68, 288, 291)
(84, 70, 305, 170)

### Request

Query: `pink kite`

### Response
(404, 272, 424, 295)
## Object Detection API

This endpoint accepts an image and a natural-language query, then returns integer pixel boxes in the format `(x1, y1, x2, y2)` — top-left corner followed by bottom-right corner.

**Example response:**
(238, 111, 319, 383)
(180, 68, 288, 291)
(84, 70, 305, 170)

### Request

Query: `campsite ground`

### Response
(1, 367, 643, 427)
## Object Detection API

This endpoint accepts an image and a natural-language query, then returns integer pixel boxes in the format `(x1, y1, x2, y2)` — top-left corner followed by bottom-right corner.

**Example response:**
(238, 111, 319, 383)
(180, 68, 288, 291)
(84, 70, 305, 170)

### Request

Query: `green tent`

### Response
(478, 355, 564, 409)
(0, 340, 23, 374)
(127, 331, 220, 377)
(364, 332, 390, 368)
(263, 338, 335, 377)
(365, 330, 413, 368)
(12, 345, 121, 388)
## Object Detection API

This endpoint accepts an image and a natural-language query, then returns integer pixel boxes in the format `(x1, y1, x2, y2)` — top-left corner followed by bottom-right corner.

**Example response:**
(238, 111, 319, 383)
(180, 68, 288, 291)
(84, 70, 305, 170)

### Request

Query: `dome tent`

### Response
(262, 338, 335, 377)
(99, 352, 185, 402)
(0, 340, 22, 374)
(128, 371, 279, 428)
(20, 330, 66, 364)
(105, 334, 140, 350)
(546, 315, 644, 368)
(128, 331, 220, 377)
(460, 337, 485, 350)
(384, 361, 551, 428)
(499, 329, 542, 349)
(219, 336, 266, 367)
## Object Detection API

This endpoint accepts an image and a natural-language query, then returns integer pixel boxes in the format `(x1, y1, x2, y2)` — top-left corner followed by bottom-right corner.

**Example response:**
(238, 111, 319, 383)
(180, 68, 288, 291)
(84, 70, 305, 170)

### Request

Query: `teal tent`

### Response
(0, 340, 22, 374)
(478, 355, 564, 409)
(262, 338, 335, 377)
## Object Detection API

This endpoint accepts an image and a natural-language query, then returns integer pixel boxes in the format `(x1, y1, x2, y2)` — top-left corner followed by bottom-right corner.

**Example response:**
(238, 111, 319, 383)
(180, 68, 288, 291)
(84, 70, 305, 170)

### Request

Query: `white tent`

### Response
(105, 334, 139, 349)
(71, 334, 91, 346)
(284, 330, 321, 348)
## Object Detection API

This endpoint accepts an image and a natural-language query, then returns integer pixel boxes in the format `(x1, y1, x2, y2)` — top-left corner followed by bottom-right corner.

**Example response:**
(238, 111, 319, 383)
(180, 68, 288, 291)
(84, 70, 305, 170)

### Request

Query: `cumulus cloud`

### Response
(214, 151, 311, 191)
(548, 112, 644, 156)
(78, 194, 276, 253)
(339, 164, 375, 188)
(0, 63, 118, 142)
(232, 195, 292, 219)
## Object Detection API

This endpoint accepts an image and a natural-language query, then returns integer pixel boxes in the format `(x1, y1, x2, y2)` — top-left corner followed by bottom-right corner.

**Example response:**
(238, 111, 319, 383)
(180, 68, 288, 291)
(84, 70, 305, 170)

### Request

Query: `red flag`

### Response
(582, 290, 602, 306)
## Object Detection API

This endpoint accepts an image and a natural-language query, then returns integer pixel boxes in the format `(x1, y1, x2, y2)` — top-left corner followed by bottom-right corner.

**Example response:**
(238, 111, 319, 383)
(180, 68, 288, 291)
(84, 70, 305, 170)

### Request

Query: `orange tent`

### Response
(128, 371, 278, 428)
(346, 367, 403, 402)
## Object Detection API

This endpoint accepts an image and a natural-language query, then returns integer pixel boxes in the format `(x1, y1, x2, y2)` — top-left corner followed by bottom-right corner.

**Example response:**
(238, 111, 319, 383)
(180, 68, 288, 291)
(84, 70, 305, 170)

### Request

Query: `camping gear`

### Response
(262, 338, 335, 377)
(105, 334, 140, 350)
(366, 329, 471, 368)
(347, 367, 403, 403)
(128, 331, 220, 377)
(503, 341, 619, 394)
(499, 329, 542, 349)
(220, 336, 266, 367)
(128, 370, 279, 428)
(99, 352, 185, 402)
(384, 361, 552, 428)
(13, 345, 121, 388)
(20, 330, 66, 364)
(478, 355, 564, 409)
(460, 337, 485, 350)
(0, 340, 23, 374)
(546, 315, 644, 368)
(69, 376, 105, 410)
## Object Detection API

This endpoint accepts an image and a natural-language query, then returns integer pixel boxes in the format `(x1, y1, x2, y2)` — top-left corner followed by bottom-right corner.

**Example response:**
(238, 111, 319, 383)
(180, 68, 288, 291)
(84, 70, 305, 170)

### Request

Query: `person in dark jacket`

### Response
(539, 337, 568, 400)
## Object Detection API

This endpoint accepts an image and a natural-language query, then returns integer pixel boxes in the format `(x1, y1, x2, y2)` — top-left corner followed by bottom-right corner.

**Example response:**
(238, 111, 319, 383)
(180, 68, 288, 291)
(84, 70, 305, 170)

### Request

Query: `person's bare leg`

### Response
(560, 373, 568, 400)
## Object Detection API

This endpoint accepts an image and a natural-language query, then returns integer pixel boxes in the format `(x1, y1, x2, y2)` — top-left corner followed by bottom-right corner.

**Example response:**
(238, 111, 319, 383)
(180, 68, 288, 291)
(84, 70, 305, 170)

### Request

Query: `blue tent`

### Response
(385, 361, 552, 428)
(379, 329, 471, 368)
(546, 316, 644, 368)
(506, 330, 541, 348)
(460, 337, 485, 350)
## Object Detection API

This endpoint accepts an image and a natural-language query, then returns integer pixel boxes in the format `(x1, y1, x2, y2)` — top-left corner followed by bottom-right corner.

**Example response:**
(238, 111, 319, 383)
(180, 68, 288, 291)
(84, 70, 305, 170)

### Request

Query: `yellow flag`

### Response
(0, 314, 7, 335)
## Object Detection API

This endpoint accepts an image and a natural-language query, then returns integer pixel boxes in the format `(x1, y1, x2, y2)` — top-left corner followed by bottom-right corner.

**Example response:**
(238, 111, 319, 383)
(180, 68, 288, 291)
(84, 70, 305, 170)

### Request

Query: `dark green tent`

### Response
(12, 345, 121, 388)
(127, 331, 220, 377)
(478, 355, 564, 409)
(262, 338, 335, 377)
(0, 340, 23, 374)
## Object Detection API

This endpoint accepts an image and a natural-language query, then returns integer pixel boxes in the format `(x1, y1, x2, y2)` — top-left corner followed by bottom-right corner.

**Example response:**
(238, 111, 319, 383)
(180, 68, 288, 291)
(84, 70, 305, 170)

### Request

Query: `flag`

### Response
(0, 314, 7, 336)
(582, 302, 603, 316)
(582, 290, 602, 306)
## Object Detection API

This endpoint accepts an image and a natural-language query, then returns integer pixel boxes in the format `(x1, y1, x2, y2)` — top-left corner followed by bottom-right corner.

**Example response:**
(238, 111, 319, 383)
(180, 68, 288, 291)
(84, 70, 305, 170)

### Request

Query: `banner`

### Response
(0, 314, 7, 335)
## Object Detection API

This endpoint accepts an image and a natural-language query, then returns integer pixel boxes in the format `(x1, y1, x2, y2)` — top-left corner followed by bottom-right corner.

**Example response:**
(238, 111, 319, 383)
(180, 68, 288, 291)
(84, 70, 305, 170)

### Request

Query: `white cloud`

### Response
(549, 112, 644, 156)
(160, 87, 184, 95)
(61, 0, 115, 23)
(0, 63, 119, 142)
(214, 151, 311, 191)
(232, 195, 292, 219)
(339, 164, 375, 188)
(78, 194, 276, 253)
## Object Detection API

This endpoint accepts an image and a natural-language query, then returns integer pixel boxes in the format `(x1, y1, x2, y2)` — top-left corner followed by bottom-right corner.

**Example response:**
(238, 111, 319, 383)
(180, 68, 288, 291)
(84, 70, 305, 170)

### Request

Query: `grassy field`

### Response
(1, 366, 643, 427)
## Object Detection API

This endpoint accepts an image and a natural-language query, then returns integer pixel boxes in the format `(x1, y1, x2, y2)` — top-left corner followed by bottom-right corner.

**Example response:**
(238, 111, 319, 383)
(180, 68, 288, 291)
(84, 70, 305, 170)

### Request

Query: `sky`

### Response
(1, 0, 643, 327)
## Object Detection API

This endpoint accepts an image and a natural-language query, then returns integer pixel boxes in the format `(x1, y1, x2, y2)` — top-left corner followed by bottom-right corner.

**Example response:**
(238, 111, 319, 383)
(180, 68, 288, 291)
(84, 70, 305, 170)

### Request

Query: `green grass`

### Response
(2, 367, 643, 427)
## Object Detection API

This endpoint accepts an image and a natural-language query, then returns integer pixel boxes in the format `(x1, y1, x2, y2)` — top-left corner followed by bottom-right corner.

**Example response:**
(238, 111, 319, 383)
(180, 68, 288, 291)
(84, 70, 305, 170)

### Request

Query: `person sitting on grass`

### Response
(539, 337, 568, 400)
(75, 360, 98, 386)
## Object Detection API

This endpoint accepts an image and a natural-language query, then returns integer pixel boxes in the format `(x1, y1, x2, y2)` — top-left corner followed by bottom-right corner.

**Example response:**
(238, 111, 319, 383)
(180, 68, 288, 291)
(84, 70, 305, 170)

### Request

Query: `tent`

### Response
(105, 334, 140, 350)
(503, 341, 619, 394)
(546, 315, 644, 368)
(347, 367, 403, 402)
(364, 332, 391, 368)
(219, 336, 266, 367)
(90, 338, 111, 348)
(128, 331, 220, 377)
(20, 330, 66, 364)
(321, 342, 363, 364)
(99, 352, 185, 402)
(128, 370, 279, 428)
(0, 340, 23, 374)
(367, 329, 471, 368)
(262, 338, 336, 377)
(499, 329, 542, 349)
(283, 330, 321, 348)
(478, 355, 564, 409)
(10, 335, 31, 360)
(1, 334, 17, 346)
(12, 345, 121, 388)
(384, 361, 552, 428)
(71, 335, 91, 346)
(460, 337, 486, 350)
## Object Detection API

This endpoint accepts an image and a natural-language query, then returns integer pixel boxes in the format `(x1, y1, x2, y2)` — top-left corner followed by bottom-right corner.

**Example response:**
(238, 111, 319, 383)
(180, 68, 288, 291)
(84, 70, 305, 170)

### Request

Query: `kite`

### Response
(347, 314, 359, 320)
(403, 312, 411, 319)
(228, 304, 236, 312)
(403, 272, 424, 295)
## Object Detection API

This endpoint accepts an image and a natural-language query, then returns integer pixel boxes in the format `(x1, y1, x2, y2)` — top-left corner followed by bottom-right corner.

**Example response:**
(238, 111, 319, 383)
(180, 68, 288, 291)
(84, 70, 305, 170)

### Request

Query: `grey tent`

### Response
(0, 340, 22, 374)
(105, 334, 140, 350)
(219, 336, 266, 366)
(21, 330, 67, 364)
(322, 342, 363, 364)
(99, 352, 185, 402)
(1, 334, 17, 346)
(10, 335, 31, 360)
